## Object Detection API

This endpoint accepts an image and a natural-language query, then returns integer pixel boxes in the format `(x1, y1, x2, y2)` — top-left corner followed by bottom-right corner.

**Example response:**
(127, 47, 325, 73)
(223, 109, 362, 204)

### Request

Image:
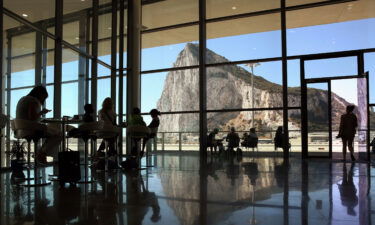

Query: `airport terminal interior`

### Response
(0, 0, 375, 224)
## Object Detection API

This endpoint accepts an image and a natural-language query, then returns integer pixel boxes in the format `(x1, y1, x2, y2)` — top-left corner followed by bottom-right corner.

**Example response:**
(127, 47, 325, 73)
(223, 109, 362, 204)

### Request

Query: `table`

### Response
(41, 117, 83, 152)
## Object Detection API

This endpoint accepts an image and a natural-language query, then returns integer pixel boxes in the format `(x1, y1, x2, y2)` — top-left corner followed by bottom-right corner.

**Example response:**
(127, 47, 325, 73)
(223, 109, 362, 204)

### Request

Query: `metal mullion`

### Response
(110, 0, 118, 108)
(54, 0, 63, 119)
(0, 0, 3, 168)
(328, 80, 332, 158)
(199, 0, 207, 156)
(35, 31, 42, 86)
(141, 65, 200, 74)
(300, 59, 307, 158)
(42, 30, 48, 86)
(6, 36, 11, 157)
(281, 0, 289, 160)
(91, 0, 99, 115)
(78, 12, 87, 115)
(85, 11, 90, 105)
(118, 0, 125, 155)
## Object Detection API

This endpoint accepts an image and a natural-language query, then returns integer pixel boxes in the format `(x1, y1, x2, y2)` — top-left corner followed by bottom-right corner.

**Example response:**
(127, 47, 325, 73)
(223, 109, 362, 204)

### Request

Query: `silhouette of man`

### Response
(338, 105, 357, 161)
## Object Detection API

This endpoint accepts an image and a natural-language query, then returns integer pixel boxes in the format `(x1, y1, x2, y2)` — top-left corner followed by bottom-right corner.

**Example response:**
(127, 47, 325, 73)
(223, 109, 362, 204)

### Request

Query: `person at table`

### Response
(207, 128, 219, 154)
(67, 104, 95, 137)
(141, 109, 161, 156)
(128, 107, 146, 126)
(97, 98, 118, 156)
(16, 86, 61, 163)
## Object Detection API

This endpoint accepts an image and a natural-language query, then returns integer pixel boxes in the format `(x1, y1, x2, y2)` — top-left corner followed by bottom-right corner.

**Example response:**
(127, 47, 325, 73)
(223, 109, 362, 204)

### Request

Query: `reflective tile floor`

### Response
(1, 153, 375, 225)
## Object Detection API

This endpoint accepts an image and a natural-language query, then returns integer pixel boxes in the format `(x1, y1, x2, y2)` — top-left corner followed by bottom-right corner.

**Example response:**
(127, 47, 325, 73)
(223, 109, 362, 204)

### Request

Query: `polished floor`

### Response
(1, 153, 375, 225)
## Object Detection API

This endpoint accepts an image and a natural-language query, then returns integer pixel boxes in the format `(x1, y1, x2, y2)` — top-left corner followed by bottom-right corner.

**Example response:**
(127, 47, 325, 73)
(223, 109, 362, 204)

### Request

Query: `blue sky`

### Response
(9, 18, 375, 120)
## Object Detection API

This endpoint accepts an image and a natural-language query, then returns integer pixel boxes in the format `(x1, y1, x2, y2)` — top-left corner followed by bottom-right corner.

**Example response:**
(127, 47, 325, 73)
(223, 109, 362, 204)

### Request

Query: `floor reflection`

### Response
(0, 153, 374, 225)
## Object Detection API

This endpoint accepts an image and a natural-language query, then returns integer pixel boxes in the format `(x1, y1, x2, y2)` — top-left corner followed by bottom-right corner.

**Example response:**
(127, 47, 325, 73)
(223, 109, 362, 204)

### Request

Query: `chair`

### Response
(69, 122, 102, 183)
(11, 119, 50, 186)
(127, 125, 150, 168)
(94, 125, 120, 172)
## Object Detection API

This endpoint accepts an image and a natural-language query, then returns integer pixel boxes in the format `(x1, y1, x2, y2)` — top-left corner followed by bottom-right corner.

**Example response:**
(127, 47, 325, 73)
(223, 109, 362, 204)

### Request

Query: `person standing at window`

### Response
(337, 105, 357, 161)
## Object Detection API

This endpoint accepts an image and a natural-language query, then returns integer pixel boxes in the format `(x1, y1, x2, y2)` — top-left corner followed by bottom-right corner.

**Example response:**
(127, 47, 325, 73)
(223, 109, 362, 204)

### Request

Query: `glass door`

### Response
(306, 82, 331, 157)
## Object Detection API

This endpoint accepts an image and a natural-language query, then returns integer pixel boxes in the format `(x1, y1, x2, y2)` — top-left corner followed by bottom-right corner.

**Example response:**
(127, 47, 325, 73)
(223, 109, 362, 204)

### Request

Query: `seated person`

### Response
(248, 128, 258, 148)
(371, 136, 375, 154)
(67, 104, 95, 137)
(226, 127, 240, 152)
(15, 86, 62, 163)
(207, 128, 219, 154)
(127, 107, 146, 127)
(241, 133, 249, 147)
(141, 109, 161, 156)
(97, 98, 118, 156)
(274, 126, 291, 150)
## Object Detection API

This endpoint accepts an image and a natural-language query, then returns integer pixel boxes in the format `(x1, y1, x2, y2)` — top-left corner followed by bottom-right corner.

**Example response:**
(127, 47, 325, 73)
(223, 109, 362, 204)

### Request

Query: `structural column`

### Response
(199, 0, 207, 158)
(126, 0, 141, 154)
(118, 0, 125, 155)
(110, 0, 118, 106)
(281, 0, 289, 160)
(54, 0, 63, 119)
(91, 0, 99, 115)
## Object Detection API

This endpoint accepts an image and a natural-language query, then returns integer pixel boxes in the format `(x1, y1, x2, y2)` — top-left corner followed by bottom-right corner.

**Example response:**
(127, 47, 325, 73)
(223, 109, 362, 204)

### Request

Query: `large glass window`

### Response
(207, 13, 281, 63)
(287, 1, 375, 56)
(206, 62, 282, 110)
(141, 26, 199, 71)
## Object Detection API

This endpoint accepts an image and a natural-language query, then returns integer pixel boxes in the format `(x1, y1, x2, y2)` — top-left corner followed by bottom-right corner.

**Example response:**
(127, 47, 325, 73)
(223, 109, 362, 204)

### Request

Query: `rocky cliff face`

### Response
(157, 43, 351, 132)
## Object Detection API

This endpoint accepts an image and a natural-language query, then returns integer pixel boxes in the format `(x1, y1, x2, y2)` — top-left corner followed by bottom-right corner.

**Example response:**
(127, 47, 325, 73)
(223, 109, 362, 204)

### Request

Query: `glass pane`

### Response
(97, 78, 111, 111)
(12, 32, 35, 57)
(287, 1, 375, 56)
(207, 13, 281, 63)
(207, 0, 279, 19)
(64, 0, 92, 15)
(10, 88, 32, 118)
(207, 62, 282, 110)
(305, 57, 358, 79)
(307, 82, 329, 156)
(142, 69, 199, 114)
(365, 53, 375, 104)
(11, 56, 35, 88)
(142, 0, 198, 30)
(62, 48, 79, 81)
(62, 82, 78, 117)
(142, 26, 199, 71)
(288, 59, 301, 107)
(4, 0, 55, 33)
(156, 113, 199, 151)
(63, 21, 79, 45)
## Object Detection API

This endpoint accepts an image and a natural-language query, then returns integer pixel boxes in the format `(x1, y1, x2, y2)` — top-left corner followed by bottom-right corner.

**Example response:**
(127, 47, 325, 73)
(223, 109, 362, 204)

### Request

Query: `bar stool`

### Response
(11, 119, 51, 186)
(94, 126, 120, 172)
(73, 122, 102, 183)
(127, 125, 150, 169)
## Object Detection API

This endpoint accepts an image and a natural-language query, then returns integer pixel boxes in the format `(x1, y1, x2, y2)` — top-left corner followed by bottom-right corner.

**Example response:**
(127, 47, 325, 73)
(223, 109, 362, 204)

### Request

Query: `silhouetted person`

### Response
(274, 126, 290, 151)
(370, 136, 375, 154)
(97, 98, 118, 156)
(67, 104, 95, 137)
(338, 163, 358, 216)
(226, 127, 240, 153)
(338, 105, 357, 161)
(16, 86, 61, 163)
(128, 107, 146, 126)
(82, 103, 95, 122)
(207, 128, 219, 154)
(141, 109, 161, 156)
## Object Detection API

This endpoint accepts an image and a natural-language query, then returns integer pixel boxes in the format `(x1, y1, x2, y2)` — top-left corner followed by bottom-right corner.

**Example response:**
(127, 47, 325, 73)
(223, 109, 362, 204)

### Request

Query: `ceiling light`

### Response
(75, 37, 79, 40)
(108, 27, 112, 30)
(232, 6, 237, 10)
(81, 0, 86, 1)
(22, 13, 28, 17)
